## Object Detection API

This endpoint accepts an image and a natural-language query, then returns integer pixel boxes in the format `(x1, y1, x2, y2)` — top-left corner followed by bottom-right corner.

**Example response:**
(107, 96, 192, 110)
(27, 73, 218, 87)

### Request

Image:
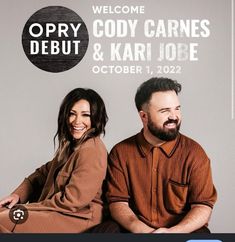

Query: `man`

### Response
(106, 77, 217, 233)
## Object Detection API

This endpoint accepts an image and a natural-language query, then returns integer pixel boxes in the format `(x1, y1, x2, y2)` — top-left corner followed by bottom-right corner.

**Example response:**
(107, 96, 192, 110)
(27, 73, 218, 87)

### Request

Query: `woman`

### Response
(0, 88, 108, 233)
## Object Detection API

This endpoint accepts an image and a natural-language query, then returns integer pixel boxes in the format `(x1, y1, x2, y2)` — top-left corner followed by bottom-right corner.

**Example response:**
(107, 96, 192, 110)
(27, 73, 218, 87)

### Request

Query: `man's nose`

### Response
(168, 111, 177, 120)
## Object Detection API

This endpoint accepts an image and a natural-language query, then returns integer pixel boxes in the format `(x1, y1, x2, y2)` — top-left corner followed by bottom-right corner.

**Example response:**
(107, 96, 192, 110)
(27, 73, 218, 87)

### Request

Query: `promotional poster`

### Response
(0, 0, 234, 240)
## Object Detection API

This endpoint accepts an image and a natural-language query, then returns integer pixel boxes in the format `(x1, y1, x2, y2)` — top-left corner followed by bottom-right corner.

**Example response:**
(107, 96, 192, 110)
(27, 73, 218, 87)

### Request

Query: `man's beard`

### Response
(147, 116, 181, 141)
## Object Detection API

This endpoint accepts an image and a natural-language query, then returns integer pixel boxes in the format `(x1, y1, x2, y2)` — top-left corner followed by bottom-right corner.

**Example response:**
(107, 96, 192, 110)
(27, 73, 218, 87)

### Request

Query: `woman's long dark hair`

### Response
(54, 88, 108, 162)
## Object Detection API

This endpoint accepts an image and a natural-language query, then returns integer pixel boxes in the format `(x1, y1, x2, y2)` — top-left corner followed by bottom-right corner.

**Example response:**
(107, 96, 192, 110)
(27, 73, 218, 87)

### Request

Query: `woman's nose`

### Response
(74, 115, 81, 124)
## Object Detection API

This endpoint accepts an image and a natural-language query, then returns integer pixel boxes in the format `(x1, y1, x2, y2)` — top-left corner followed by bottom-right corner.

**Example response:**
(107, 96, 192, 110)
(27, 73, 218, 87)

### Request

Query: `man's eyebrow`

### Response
(158, 105, 181, 112)
(158, 107, 170, 112)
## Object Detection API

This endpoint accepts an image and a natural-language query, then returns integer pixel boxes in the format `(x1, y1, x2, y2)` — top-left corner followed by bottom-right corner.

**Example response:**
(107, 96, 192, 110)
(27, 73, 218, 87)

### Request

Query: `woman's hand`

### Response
(0, 194, 20, 208)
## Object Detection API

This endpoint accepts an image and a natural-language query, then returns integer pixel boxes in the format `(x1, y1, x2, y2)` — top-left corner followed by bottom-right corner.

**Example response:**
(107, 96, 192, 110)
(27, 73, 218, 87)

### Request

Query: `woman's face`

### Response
(68, 99, 91, 140)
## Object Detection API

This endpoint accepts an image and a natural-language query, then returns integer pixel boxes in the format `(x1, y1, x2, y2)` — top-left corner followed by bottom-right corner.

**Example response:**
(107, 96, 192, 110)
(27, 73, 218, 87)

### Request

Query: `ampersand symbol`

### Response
(93, 43, 104, 61)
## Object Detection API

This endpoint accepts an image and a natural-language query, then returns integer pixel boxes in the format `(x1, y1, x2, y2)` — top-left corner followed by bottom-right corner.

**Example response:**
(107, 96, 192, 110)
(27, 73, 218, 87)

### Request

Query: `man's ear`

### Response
(139, 110, 148, 125)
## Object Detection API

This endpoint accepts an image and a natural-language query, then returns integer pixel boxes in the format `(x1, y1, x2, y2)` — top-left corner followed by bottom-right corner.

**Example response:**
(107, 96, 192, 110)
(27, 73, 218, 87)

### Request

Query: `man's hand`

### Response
(0, 194, 20, 208)
(152, 205, 212, 233)
(152, 227, 171, 233)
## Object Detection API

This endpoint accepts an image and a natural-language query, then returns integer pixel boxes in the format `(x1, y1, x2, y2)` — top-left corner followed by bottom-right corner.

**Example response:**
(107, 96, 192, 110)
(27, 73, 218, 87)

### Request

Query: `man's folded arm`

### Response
(109, 201, 155, 233)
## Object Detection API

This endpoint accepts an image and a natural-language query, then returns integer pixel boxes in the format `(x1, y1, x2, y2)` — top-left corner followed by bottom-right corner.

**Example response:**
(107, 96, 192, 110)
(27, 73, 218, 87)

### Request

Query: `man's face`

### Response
(142, 91, 182, 141)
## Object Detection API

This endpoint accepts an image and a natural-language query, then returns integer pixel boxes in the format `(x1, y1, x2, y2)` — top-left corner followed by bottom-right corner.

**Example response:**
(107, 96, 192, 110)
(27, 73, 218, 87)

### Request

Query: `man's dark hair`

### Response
(135, 77, 182, 111)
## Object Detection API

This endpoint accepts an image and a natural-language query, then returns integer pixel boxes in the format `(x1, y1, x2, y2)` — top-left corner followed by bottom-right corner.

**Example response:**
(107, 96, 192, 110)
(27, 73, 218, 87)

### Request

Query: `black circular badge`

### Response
(22, 6, 89, 72)
(9, 205, 29, 224)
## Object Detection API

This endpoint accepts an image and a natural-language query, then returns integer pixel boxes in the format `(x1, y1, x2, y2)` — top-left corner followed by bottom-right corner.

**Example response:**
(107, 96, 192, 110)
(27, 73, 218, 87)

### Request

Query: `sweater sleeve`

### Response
(26, 138, 107, 213)
(12, 159, 53, 203)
